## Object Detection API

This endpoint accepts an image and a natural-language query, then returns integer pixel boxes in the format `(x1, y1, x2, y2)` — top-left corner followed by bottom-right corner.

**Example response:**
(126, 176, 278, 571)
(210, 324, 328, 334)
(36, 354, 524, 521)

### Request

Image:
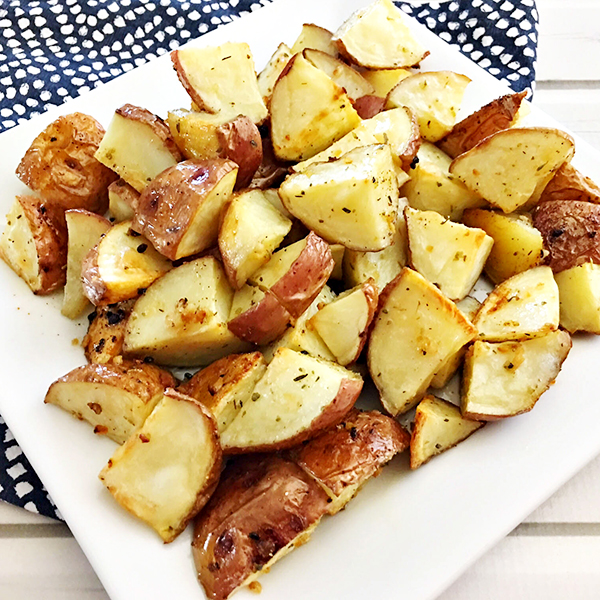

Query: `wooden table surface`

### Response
(1, 0, 600, 598)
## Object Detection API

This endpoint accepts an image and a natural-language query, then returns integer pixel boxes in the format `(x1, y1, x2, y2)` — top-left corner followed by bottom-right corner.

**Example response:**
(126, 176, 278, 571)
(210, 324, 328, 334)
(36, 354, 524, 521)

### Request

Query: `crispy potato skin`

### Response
(133, 159, 238, 260)
(437, 92, 526, 159)
(16, 113, 118, 213)
(216, 116, 263, 189)
(192, 454, 330, 600)
(353, 95, 386, 119)
(533, 200, 600, 272)
(538, 162, 600, 204)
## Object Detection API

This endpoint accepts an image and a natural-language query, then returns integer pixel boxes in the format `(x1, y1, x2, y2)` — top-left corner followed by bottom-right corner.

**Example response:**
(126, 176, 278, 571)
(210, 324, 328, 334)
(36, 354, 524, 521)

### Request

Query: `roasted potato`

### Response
(555, 263, 600, 334)
(16, 112, 117, 213)
(0, 195, 68, 295)
(353, 95, 386, 119)
(291, 23, 339, 56)
(132, 159, 238, 261)
(361, 67, 412, 98)
(99, 389, 222, 542)
(257, 43, 293, 107)
(45, 360, 176, 444)
(107, 178, 139, 222)
(538, 162, 600, 204)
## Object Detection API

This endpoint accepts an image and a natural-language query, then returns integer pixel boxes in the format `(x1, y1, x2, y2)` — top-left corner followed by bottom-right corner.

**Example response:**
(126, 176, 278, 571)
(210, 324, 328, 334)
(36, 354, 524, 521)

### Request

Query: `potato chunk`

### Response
(362, 68, 412, 98)
(279, 144, 399, 251)
(270, 53, 360, 161)
(462, 331, 572, 420)
(333, 0, 427, 68)
(0, 195, 68, 295)
(133, 159, 238, 261)
(45, 360, 176, 444)
(449, 127, 575, 213)
(473, 266, 559, 342)
(539, 162, 600, 204)
(108, 179, 139, 222)
(291, 23, 339, 56)
(410, 395, 484, 469)
(406, 207, 493, 301)
(555, 263, 600, 333)
(220, 348, 363, 453)
(257, 43, 292, 107)
(16, 112, 116, 213)
(368, 268, 477, 416)
(99, 389, 222, 542)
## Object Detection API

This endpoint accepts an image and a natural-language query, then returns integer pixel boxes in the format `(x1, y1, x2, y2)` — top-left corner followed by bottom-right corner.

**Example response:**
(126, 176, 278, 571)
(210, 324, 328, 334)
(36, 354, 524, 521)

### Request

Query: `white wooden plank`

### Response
(536, 0, 600, 82)
(0, 501, 59, 525)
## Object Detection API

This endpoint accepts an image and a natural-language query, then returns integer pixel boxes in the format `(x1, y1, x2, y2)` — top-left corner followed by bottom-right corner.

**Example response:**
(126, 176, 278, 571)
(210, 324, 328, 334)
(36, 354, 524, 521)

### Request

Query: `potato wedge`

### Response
(257, 43, 293, 107)
(62, 210, 111, 319)
(367, 267, 477, 416)
(81, 220, 171, 306)
(362, 68, 412, 98)
(0, 195, 68, 295)
(99, 389, 222, 542)
(123, 256, 249, 366)
(462, 209, 545, 284)
(279, 144, 399, 251)
(45, 360, 176, 444)
(132, 159, 238, 261)
(220, 347, 362, 453)
(228, 285, 292, 346)
(386, 71, 471, 142)
(290, 408, 410, 513)
(108, 179, 139, 223)
(167, 109, 230, 160)
(462, 331, 572, 420)
(249, 232, 334, 319)
(16, 112, 116, 213)
(83, 300, 135, 364)
(291, 23, 339, 56)
(309, 280, 378, 365)
(449, 128, 575, 213)
(538, 162, 600, 204)
(333, 0, 427, 68)
(192, 454, 330, 600)
(95, 104, 182, 193)
(270, 53, 360, 162)
(178, 352, 267, 432)
(219, 189, 292, 289)
(555, 263, 600, 334)
(171, 43, 267, 124)
(532, 200, 600, 273)
(406, 207, 493, 301)
(401, 142, 483, 220)
(410, 395, 484, 469)
(437, 91, 527, 158)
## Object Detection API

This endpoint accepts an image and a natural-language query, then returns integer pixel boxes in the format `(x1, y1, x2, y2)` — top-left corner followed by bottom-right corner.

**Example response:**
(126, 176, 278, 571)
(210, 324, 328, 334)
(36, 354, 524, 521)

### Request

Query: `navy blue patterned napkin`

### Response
(0, 0, 538, 520)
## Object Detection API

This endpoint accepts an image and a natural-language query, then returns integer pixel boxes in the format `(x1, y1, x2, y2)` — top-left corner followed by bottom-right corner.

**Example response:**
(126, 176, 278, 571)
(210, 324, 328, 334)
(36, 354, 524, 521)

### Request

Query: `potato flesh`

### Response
(99, 392, 221, 542)
(449, 127, 575, 213)
(95, 113, 179, 192)
(219, 189, 292, 289)
(462, 331, 572, 419)
(124, 257, 249, 366)
(248, 237, 306, 289)
(368, 268, 477, 416)
(406, 207, 493, 301)
(362, 68, 412, 98)
(279, 144, 399, 251)
(166, 109, 229, 161)
(462, 209, 544, 284)
(386, 71, 471, 142)
(401, 142, 483, 220)
(291, 23, 339, 56)
(220, 347, 362, 451)
(270, 53, 360, 161)
(410, 395, 483, 469)
(108, 179, 139, 222)
(257, 43, 292, 106)
(555, 264, 600, 334)
(474, 266, 559, 342)
(333, 0, 427, 68)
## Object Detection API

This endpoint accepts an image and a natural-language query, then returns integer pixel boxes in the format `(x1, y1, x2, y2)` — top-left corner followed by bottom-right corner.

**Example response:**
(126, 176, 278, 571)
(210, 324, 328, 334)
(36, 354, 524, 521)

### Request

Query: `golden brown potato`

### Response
(45, 360, 176, 444)
(555, 263, 600, 333)
(539, 162, 600, 204)
(532, 200, 600, 272)
(437, 92, 526, 159)
(107, 178, 139, 222)
(192, 454, 330, 600)
(353, 95, 386, 119)
(16, 113, 117, 213)
(0, 195, 68, 295)
(290, 408, 410, 513)
(132, 159, 238, 261)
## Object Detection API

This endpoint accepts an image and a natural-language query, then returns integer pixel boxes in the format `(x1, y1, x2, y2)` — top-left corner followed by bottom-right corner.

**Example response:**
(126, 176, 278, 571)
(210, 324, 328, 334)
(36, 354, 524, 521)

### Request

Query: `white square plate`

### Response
(1, 1, 599, 599)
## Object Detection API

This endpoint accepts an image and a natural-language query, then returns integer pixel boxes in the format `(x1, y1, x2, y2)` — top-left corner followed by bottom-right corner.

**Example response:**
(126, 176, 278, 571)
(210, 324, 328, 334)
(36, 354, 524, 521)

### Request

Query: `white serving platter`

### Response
(1, 1, 599, 599)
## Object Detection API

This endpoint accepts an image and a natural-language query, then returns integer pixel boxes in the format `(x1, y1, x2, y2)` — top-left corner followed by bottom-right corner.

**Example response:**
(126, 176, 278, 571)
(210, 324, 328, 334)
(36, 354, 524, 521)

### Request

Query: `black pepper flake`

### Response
(40, 205, 47, 215)
(342, 207, 351, 213)
(184, 372, 193, 380)
(550, 228, 564, 239)
(435, 443, 442, 450)
(137, 243, 148, 253)
(293, 373, 308, 382)
(94, 338, 106, 353)
(50, 136, 57, 142)
(349, 427, 358, 440)
(589, 231, 597, 238)
(248, 532, 260, 541)
(409, 156, 420, 169)
(128, 229, 141, 237)
(106, 309, 126, 326)
(87, 310, 98, 324)
(506, 362, 514, 369)
(143, 356, 154, 364)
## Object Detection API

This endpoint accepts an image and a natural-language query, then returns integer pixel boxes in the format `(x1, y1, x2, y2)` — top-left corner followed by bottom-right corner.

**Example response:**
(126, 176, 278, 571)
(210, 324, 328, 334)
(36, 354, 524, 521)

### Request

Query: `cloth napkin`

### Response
(0, 0, 538, 520)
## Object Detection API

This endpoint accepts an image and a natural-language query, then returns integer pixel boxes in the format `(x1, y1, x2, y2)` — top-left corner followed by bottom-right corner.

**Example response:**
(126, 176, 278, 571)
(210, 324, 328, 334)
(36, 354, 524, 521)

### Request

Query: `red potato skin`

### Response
(192, 454, 330, 600)
(353, 95, 386, 119)
(398, 108, 421, 172)
(171, 50, 215, 114)
(532, 200, 600, 272)
(538, 162, 600, 204)
(270, 231, 335, 318)
(228, 291, 292, 345)
(437, 91, 526, 159)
